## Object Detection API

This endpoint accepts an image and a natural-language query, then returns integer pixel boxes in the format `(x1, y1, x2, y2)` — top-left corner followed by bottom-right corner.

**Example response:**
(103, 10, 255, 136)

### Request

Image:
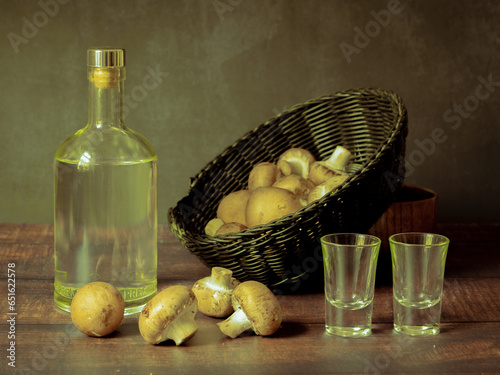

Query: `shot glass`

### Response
(321, 233, 381, 338)
(389, 233, 450, 336)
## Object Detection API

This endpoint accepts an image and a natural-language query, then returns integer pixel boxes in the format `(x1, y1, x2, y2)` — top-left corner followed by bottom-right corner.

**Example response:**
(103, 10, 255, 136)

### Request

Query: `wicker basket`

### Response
(168, 88, 408, 292)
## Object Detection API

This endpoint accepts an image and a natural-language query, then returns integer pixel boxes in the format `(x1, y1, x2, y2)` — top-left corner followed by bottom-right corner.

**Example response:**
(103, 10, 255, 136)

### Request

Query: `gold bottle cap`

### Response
(87, 47, 125, 68)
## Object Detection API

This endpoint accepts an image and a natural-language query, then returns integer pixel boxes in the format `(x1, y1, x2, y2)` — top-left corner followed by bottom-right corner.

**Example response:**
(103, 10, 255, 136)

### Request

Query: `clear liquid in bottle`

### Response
(54, 48, 157, 315)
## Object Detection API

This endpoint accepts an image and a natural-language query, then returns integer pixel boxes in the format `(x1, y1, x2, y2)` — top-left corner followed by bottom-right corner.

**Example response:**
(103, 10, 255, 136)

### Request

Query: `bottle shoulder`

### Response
(55, 125, 157, 163)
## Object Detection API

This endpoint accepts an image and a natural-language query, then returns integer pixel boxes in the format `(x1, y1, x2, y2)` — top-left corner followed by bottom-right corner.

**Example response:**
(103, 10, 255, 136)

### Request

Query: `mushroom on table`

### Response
(192, 267, 240, 318)
(138, 285, 199, 345)
(217, 280, 282, 338)
(70, 281, 125, 337)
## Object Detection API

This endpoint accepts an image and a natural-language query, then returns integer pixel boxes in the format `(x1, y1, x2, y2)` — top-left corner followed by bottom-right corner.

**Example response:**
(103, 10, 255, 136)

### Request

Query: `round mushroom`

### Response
(248, 162, 281, 190)
(192, 267, 241, 318)
(216, 189, 251, 226)
(70, 281, 124, 337)
(217, 280, 282, 338)
(245, 186, 303, 227)
(139, 285, 199, 345)
(277, 148, 316, 179)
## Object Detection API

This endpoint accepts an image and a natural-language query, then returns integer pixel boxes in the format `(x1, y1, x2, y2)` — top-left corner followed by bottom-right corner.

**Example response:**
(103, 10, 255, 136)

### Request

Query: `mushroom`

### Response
(216, 189, 251, 226)
(192, 267, 241, 318)
(248, 162, 281, 190)
(245, 186, 303, 227)
(272, 174, 316, 201)
(307, 175, 349, 204)
(139, 285, 199, 345)
(277, 148, 316, 179)
(215, 222, 247, 235)
(70, 281, 124, 337)
(308, 146, 352, 185)
(217, 280, 282, 338)
(205, 218, 224, 236)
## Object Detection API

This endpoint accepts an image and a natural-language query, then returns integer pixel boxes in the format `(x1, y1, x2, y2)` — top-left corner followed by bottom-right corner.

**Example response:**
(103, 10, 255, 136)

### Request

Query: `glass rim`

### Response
(388, 232, 450, 247)
(320, 233, 381, 247)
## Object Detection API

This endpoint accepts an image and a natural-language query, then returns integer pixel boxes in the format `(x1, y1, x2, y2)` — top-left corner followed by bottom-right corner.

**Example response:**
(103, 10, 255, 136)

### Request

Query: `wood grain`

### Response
(0, 222, 499, 374)
(1, 322, 499, 375)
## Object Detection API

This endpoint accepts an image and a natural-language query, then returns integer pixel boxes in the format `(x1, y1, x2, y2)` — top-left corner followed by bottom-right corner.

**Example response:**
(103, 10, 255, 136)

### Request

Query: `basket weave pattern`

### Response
(168, 88, 408, 289)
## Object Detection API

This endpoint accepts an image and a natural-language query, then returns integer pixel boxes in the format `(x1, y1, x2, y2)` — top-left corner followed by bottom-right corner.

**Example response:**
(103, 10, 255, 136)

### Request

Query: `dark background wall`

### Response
(1, 0, 499, 224)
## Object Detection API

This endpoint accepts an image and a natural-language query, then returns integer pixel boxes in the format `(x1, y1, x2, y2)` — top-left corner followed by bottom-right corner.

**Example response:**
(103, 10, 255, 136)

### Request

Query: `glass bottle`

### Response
(54, 47, 158, 315)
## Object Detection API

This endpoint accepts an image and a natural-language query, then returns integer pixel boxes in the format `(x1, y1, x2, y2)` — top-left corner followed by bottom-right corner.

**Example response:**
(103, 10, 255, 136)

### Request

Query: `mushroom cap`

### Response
(308, 161, 341, 185)
(273, 174, 315, 198)
(205, 218, 225, 236)
(138, 285, 198, 345)
(277, 148, 316, 179)
(307, 175, 348, 204)
(215, 222, 247, 236)
(248, 162, 280, 190)
(70, 281, 124, 337)
(232, 281, 282, 336)
(217, 189, 251, 226)
(245, 186, 303, 227)
(192, 267, 240, 318)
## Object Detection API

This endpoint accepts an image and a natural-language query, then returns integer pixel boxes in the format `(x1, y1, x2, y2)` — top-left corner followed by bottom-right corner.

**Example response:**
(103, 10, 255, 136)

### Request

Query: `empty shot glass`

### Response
(389, 233, 450, 336)
(321, 233, 381, 338)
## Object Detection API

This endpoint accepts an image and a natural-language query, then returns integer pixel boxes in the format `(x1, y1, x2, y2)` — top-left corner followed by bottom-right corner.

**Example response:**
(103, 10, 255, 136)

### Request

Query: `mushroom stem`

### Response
(163, 305, 199, 345)
(216, 307, 253, 339)
(211, 267, 234, 289)
(325, 146, 351, 172)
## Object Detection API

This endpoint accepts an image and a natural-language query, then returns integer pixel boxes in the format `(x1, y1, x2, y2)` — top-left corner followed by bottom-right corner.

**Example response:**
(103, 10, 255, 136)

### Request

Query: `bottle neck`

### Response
(87, 67, 125, 129)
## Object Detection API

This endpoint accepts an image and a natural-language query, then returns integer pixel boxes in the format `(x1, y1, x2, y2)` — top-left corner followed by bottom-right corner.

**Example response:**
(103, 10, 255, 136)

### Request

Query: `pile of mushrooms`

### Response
(205, 145, 353, 236)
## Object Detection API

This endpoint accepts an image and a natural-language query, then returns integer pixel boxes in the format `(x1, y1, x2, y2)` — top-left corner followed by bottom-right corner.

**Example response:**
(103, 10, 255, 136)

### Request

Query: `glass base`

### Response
(394, 324, 440, 336)
(326, 325, 372, 338)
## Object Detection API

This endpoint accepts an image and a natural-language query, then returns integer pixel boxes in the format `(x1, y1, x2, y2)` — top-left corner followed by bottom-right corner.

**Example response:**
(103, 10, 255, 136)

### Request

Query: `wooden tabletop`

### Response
(1, 222, 499, 374)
